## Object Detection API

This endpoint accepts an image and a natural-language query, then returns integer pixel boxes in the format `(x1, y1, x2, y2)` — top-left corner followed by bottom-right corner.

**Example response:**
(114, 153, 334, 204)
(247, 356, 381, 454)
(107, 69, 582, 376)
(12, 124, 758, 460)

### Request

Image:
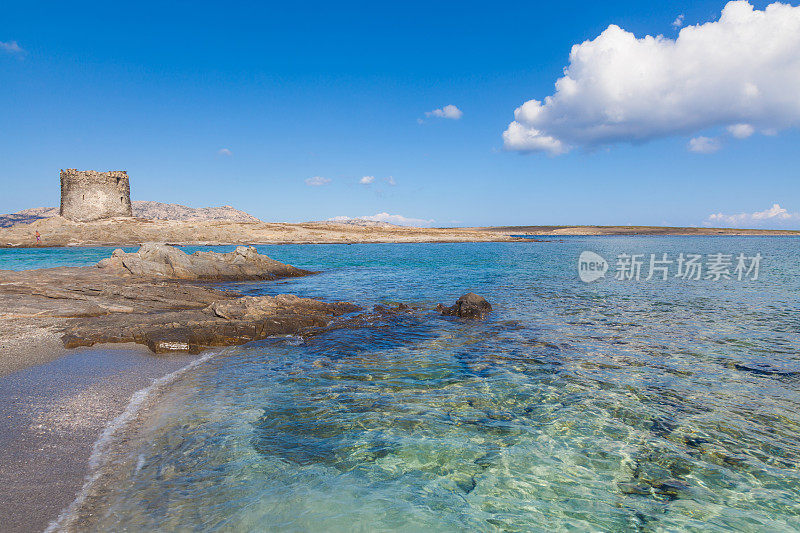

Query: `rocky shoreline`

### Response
(0, 244, 492, 377)
(0, 245, 360, 374)
(0, 244, 494, 531)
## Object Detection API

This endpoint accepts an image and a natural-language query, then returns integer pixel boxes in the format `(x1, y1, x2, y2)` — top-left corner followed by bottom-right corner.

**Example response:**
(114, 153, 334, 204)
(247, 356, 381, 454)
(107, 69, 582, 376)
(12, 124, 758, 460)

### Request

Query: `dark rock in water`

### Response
(650, 417, 677, 438)
(474, 451, 500, 469)
(652, 479, 690, 501)
(619, 478, 689, 501)
(372, 302, 413, 314)
(437, 293, 492, 319)
(455, 474, 477, 494)
(684, 436, 710, 449)
(617, 482, 652, 496)
(734, 362, 800, 376)
(486, 410, 515, 421)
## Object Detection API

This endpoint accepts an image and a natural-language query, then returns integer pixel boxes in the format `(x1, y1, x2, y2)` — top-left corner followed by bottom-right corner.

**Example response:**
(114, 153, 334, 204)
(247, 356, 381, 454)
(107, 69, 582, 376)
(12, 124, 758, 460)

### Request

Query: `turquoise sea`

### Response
(6, 238, 800, 531)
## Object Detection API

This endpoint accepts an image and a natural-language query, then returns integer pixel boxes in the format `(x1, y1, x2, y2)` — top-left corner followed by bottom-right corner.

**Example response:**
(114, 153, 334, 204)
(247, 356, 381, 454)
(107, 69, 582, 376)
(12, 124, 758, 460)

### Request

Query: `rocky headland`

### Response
(0, 245, 358, 375)
(0, 244, 494, 376)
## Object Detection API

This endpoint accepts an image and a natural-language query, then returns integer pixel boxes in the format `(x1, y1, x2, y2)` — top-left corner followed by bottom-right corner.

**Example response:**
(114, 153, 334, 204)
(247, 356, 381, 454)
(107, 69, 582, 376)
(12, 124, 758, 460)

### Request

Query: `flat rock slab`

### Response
(62, 295, 360, 354)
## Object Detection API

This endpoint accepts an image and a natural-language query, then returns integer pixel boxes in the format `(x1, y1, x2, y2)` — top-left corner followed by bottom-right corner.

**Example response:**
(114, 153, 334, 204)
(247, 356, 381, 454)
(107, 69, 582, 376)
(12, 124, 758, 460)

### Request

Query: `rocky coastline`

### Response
(0, 243, 493, 532)
(0, 245, 358, 373)
(0, 243, 492, 377)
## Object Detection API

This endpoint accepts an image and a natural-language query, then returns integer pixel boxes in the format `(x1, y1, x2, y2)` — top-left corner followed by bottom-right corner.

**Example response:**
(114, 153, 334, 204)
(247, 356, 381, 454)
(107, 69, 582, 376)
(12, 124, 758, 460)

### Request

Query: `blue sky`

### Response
(1, 0, 798, 228)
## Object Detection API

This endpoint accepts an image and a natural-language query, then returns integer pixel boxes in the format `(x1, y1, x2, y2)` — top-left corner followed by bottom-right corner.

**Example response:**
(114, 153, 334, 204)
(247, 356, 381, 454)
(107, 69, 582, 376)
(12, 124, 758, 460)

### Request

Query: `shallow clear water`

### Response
(12, 238, 800, 531)
(0, 246, 139, 270)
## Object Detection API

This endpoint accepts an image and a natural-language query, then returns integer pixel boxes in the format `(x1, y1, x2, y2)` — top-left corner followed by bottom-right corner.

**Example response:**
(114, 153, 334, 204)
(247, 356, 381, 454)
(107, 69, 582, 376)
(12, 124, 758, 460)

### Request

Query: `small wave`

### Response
(44, 349, 221, 532)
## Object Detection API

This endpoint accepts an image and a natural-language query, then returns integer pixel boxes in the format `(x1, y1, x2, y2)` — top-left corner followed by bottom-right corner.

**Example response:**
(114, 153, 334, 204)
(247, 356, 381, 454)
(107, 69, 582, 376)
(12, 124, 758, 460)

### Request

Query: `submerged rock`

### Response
(734, 362, 800, 376)
(437, 293, 492, 319)
(97, 243, 312, 281)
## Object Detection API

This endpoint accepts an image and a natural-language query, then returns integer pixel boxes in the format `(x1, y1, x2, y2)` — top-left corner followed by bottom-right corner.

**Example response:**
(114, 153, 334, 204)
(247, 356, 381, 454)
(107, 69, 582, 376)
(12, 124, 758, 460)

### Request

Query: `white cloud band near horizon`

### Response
(329, 212, 435, 227)
(705, 203, 800, 227)
(503, 1, 800, 155)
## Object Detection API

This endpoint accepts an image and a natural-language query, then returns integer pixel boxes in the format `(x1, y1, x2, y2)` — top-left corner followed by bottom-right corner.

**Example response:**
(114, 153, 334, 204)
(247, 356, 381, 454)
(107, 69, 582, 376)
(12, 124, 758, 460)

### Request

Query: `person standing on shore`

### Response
(35, 231, 41, 244)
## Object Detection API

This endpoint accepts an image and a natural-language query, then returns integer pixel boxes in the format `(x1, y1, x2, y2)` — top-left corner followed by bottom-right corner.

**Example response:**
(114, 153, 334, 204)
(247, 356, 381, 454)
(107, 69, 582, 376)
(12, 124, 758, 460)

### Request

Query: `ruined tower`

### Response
(59, 169, 132, 222)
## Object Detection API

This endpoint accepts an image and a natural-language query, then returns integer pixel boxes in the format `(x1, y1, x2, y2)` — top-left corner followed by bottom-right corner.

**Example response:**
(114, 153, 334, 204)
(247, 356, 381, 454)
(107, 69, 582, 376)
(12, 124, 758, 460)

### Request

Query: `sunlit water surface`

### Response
(9, 238, 800, 531)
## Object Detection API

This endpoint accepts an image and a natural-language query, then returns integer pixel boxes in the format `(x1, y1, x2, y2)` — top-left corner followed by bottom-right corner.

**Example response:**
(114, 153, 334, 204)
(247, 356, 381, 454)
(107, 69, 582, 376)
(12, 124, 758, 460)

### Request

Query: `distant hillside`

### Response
(131, 202, 260, 222)
(0, 202, 260, 227)
(0, 207, 57, 227)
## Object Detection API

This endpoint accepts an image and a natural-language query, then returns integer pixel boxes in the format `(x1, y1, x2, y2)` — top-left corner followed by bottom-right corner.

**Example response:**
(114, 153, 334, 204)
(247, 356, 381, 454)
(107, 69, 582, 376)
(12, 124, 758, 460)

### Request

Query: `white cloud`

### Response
(688, 136, 721, 153)
(217, 148, 232, 156)
(329, 213, 435, 227)
(305, 176, 331, 186)
(385, 176, 396, 186)
(503, 122, 567, 155)
(727, 123, 755, 138)
(0, 41, 23, 54)
(425, 104, 463, 120)
(706, 203, 800, 227)
(503, 1, 800, 155)
(359, 175, 375, 184)
(672, 14, 685, 29)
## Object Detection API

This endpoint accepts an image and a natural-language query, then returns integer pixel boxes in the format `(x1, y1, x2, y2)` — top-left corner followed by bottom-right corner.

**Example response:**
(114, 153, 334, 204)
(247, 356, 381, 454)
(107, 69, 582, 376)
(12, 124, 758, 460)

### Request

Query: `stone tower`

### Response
(59, 169, 132, 222)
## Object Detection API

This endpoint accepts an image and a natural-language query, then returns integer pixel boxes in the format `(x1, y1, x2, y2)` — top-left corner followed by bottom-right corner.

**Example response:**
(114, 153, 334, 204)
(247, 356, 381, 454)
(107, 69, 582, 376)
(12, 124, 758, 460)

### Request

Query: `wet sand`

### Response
(0, 345, 198, 533)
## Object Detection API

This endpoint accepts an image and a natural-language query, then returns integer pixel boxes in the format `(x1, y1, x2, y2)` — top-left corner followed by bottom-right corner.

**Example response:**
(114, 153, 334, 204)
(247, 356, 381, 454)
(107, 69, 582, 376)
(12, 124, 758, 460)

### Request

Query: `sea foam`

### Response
(44, 349, 222, 532)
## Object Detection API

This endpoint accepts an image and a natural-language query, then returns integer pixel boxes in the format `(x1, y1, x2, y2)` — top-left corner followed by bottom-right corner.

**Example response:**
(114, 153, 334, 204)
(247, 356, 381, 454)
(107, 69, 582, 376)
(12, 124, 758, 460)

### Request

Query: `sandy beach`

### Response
(0, 344, 198, 533)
